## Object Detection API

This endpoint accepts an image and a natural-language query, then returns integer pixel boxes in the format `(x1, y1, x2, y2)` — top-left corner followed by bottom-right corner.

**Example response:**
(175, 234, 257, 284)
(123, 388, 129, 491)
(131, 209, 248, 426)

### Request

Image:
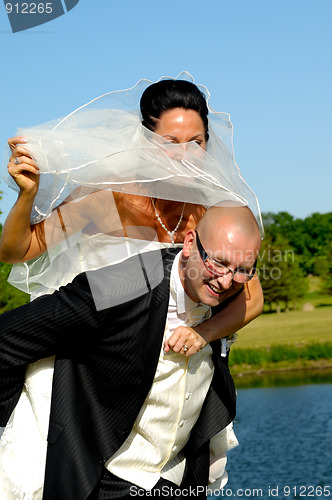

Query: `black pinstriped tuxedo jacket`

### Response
(0, 248, 236, 500)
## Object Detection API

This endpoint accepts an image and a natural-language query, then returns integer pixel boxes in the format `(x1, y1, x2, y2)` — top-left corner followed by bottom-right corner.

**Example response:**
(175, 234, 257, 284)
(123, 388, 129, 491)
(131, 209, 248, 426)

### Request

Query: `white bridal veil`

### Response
(2, 72, 263, 298)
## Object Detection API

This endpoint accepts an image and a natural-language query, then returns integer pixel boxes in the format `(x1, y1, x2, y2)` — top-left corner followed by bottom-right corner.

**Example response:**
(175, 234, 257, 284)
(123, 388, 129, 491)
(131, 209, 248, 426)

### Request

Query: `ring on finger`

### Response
(183, 345, 189, 353)
(14, 158, 20, 165)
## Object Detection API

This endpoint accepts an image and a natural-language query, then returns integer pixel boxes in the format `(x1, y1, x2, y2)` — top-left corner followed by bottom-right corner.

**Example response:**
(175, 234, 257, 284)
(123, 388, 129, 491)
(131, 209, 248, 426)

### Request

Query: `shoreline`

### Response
(232, 358, 332, 377)
(231, 360, 332, 388)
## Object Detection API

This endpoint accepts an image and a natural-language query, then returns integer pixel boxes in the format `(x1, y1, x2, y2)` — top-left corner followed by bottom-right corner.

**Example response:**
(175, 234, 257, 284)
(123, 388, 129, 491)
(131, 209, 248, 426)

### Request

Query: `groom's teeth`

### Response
(209, 283, 223, 294)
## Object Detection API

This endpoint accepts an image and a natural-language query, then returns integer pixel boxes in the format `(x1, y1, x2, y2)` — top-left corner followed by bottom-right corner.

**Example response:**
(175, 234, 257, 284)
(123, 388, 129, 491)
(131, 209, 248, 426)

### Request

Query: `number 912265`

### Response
(5, 3, 53, 14)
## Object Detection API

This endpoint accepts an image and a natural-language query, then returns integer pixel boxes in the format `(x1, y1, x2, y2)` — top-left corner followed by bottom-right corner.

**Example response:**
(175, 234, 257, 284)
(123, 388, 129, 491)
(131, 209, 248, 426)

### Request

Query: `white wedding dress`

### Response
(0, 358, 54, 500)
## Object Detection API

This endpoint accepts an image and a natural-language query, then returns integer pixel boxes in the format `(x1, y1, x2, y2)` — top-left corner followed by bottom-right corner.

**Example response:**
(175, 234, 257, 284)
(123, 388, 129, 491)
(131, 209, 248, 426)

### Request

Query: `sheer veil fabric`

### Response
(2, 71, 263, 298)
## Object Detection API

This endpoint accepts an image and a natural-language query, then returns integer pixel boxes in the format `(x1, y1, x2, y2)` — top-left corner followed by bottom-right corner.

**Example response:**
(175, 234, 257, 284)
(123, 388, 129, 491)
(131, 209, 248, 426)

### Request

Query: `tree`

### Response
(258, 234, 308, 312)
(319, 240, 332, 295)
(262, 211, 332, 275)
(0, 261, 30, 313)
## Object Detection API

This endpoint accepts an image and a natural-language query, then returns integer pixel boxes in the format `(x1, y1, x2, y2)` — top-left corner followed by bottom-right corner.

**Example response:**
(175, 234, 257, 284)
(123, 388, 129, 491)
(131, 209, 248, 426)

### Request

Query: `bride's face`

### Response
(153, 108, 207, 150)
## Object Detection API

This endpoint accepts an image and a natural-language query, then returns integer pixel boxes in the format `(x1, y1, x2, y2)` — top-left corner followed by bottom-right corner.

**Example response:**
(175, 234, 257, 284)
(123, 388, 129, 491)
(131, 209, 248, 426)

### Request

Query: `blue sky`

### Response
(0, 0, 331, 223)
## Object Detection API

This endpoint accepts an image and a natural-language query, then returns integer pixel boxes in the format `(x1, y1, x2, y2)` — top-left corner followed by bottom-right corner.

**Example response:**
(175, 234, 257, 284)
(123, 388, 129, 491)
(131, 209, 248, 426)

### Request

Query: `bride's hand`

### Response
(164, 325, 207, 357)
(8, 137, 40, 196)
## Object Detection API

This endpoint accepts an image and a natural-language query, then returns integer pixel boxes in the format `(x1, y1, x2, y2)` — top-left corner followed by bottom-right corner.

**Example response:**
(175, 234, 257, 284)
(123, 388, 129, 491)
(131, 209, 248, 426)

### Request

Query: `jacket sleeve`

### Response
(0, 272, 99, 425)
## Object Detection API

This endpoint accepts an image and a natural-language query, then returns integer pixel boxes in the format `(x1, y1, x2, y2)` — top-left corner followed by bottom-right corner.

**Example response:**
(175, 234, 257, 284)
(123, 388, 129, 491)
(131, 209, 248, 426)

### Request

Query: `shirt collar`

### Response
(170, 251, 199, 315)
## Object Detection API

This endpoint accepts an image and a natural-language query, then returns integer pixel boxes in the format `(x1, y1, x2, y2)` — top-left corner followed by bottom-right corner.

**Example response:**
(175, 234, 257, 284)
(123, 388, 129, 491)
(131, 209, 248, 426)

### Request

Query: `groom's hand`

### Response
(164, 326, 207, 357)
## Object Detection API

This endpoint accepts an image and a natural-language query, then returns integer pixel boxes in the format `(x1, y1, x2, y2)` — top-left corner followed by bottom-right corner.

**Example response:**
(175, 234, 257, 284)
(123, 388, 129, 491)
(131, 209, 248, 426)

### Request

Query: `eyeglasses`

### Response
(195, 230, 257, 284)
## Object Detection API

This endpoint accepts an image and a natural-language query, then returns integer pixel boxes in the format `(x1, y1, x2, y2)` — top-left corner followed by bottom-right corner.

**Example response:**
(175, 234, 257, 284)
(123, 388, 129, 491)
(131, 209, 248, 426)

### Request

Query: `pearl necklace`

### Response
(151, 198, 186, 244)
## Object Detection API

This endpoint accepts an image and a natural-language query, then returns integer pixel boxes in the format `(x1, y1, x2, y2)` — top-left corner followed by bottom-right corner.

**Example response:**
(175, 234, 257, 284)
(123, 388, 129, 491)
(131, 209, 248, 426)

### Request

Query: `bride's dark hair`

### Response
(140, 80, 209, 141)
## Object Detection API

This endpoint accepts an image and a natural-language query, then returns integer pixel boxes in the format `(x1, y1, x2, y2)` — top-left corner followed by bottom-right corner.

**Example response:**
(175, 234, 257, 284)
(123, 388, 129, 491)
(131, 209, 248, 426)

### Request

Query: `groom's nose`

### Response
(216, 273, 233, 290)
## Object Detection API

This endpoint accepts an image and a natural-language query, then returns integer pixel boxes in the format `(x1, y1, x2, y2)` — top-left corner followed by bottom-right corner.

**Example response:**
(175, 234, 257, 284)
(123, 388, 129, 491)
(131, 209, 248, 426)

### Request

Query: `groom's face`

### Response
(180, 226, 258, 307)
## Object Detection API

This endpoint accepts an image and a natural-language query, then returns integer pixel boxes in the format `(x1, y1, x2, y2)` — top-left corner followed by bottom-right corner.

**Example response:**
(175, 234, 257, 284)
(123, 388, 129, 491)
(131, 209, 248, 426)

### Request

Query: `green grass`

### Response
(234, 306, 332, 349)
(230, 342, 332, 366)
(229, 305, 332, 376)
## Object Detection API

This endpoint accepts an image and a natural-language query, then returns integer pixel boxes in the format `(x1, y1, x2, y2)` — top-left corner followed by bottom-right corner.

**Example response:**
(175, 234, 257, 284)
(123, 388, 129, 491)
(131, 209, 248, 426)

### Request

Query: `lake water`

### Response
(212, 379, 332, 499)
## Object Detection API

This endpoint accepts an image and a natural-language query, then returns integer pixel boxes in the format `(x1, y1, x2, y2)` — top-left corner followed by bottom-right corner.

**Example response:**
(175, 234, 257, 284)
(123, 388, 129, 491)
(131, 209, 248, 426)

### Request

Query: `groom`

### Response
(0, 206, 261, 500)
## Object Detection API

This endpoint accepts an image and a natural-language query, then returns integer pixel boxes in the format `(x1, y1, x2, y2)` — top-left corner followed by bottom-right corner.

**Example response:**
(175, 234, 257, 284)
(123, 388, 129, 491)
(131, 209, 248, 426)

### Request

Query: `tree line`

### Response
(258, 211, 332, 311)
(0, 188, 331, 313)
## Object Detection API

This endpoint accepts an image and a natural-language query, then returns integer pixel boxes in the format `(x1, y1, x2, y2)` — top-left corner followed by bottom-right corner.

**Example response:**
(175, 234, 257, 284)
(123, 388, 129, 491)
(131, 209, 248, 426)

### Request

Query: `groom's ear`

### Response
(182, 230, 195, 258)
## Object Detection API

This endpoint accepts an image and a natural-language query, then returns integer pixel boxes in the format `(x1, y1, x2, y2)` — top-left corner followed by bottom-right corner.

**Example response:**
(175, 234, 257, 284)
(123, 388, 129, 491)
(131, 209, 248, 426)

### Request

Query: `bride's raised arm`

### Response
(0, 138, 119, 263)
(0, 136, 44, 263)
